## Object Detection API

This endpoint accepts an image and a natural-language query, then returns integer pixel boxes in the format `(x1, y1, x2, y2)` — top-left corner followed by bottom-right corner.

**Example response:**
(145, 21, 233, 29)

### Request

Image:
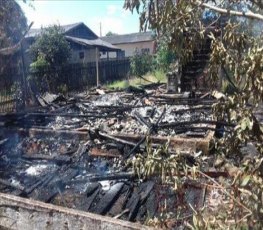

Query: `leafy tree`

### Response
(130, 50, 154, 77)
(155, 38, 176, 71)
(0, 0, 27, 72)
(0, 0, 27, 49)
(105, 31, 118, 36)
(29, 25, 71, 92)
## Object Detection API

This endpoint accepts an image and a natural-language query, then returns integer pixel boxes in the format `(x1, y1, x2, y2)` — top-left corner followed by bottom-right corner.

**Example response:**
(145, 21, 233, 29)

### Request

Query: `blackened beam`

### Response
(93, 182, 124, 215)
(0, 178, 25, 191)
(133, 112, 152, 129)
(124, 107, 166, 159)
(25, 173, 55, 195)
(22, 154, 71, 164)
(67, 172, 135, 184)
(98, 131, 137, 147)
(170, 106, 212, 113)
(26, 113, 118, 119)
(0, 138, 8, 146)
(158, 120, 235, 129)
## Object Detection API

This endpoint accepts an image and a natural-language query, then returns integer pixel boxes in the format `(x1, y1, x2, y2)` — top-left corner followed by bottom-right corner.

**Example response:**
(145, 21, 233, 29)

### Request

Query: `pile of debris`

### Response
(0, 84, 221, 227)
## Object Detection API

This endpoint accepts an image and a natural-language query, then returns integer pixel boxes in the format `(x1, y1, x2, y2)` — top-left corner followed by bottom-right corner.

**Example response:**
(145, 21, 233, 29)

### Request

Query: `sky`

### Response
(18, 0, 141, 36)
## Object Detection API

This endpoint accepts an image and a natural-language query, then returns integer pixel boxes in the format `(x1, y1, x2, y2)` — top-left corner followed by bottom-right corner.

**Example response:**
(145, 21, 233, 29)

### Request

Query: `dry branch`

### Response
(196, 1, 263, 21)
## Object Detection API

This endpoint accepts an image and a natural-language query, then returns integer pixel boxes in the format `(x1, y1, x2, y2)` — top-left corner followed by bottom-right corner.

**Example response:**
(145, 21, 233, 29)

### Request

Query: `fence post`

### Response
(20, 43, 27, 110)
(96, 47, 99, 87)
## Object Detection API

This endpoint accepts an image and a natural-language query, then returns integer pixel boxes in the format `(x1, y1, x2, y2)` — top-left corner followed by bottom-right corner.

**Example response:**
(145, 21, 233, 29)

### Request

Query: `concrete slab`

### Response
(0, 192, 151, 230)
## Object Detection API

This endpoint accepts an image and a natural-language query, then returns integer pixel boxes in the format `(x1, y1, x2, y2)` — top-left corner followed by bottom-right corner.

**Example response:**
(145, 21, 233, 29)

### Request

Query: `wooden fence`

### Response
(60, 58, 130, 92)
(0, 58, 131, 112)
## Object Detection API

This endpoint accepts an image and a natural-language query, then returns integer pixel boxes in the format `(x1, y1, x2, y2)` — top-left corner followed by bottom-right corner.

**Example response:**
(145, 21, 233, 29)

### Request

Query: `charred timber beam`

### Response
(0, 138, 8, 146)
(93, 182, 124, 215)
(124, 108, 166, 159)
(158, 120, 235, 129)
(26, 113, 117, 119)
(0, 178, 25, 191)
(98, 131, 137, 147)
(22, 154, 71, 164)
(14, 128, 89, 140)
(67, 172, 135, 184)
(170, 106, 212, 113)
(25, 173, 55, 195)
(133, 112, 151, 129)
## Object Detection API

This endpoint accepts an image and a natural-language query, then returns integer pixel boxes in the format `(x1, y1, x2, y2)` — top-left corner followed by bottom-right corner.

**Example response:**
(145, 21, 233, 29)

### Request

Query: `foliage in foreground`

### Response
(129, 138, 263, 229)
(0, 0, 27, 73)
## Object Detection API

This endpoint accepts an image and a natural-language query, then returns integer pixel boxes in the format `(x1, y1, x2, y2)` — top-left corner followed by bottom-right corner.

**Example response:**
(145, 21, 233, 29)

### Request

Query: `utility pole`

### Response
(100, 22, 102, 37)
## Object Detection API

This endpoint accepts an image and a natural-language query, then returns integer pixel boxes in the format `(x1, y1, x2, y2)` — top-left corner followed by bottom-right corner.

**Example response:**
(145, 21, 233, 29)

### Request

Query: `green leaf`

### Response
(241, 175, 251, 187)
(230, 110, 237, 120)
(241, 119, 247, 130)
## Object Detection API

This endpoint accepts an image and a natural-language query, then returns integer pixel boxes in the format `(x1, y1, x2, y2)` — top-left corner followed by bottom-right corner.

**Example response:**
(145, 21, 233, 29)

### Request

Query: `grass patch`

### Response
(106, 80, 130, 90)
(152, 69, 167, 83)
(106, 70, 167, 90)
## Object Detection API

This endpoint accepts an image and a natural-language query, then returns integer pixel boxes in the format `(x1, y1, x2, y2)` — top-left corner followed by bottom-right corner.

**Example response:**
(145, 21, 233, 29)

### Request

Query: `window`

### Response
(117, 50, 125, 59)
(141, 48, 150, 54)
(79, 51, 84, 59)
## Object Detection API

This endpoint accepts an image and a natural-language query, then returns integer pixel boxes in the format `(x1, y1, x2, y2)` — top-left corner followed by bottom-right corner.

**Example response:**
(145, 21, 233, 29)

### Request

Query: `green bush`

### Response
(155, 40, 176, 71)
(130, 51, 154, 77)
(29, 25, 71, 92)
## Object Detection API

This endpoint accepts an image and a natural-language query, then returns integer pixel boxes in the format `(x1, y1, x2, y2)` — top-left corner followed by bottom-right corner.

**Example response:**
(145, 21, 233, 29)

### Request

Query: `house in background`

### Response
(24, 22, 121, 66)
(100, 31, 156, 59)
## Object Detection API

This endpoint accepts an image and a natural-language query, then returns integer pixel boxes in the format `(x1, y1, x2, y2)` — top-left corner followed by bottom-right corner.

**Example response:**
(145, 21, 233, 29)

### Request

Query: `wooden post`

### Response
(20, 42, 27, 109)
(96, 47, 99, 87)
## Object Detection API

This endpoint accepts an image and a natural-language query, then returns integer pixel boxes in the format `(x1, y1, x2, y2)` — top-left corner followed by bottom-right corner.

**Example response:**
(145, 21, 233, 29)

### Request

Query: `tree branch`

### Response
(0, 22, 34, 56)
(195, 1, 263, 21)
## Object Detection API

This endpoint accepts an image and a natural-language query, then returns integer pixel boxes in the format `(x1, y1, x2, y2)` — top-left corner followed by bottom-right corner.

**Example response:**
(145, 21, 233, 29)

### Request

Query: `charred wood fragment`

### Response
(67, 172, 135, 184)
(92, 182, 124, 215)
(0, 178, 25, 191)
(22, 154, 71, 165)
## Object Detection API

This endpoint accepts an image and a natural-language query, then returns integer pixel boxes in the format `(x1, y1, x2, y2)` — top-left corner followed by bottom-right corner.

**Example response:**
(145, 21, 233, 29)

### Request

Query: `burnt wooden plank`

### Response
(93, 182, 124, 215)
(108, 183, 132, 217)
(22, 154, 71, 164)
(31, 183, 62, 202)
(25, 173, 55, 195)
(67, 172, 135, 184)
(59, 168, 79, 183)
(145, 192, 157, 219)
(0, 178, 25, 191)
(85, 182, 100, 196)
(125, 181, 155, 221)
(139, 181, 154, 201)
(86, 187, 101, 211)
(28, 166, 78, 202)
(126, 192, 140, 221)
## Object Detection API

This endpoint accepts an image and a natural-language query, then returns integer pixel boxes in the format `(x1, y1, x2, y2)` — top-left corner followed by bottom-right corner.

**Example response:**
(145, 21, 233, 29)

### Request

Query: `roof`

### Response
(25, 22, 120, 51)
(26, 22, 96, 38)
(65, 36, 121, 51)
(101, 31, 155, 45)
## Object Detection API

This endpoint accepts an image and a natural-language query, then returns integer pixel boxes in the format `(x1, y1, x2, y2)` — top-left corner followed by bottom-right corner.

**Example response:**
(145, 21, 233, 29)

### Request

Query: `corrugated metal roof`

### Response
(101, 31, 154, 45)
(26, 22, 84, 38)
(65, 36, 121, 51)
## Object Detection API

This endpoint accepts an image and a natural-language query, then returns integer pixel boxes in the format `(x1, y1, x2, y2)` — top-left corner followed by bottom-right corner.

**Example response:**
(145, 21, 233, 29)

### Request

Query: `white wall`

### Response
(100, 40, 155, 59)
